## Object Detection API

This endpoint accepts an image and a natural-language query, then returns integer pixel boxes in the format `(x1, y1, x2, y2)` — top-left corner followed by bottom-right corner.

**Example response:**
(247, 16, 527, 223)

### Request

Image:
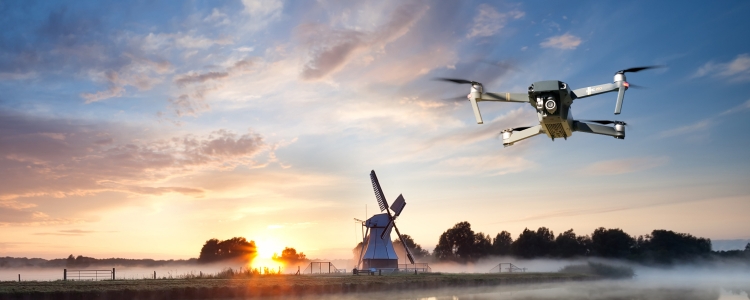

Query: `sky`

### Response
(1, 0, 749, 261)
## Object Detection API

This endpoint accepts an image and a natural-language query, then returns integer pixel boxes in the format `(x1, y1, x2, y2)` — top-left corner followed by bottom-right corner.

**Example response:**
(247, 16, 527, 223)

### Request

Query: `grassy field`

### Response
(0, 272, 594, 299)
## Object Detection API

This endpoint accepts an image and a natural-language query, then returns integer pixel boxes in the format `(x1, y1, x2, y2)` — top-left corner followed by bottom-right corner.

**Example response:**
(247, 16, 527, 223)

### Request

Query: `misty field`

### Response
(0, 272, 591, 299)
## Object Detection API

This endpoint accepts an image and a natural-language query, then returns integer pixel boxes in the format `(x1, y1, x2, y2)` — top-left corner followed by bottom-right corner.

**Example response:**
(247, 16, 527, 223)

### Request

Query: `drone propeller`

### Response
(435, 78, 480, 85)
(441, 95, 470, 102)
(626, 83, 647, 89)
(435, 78, 484, 123)
(616, 65, 663, 74)
(613, 66, 663, 114)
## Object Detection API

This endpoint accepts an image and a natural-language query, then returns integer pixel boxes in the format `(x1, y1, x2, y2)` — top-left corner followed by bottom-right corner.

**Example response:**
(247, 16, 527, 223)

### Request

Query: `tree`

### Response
(637, 230, 711, 263)
(554, 229, 590, 258)
(511, 227, 555, 258)
(474, 233, 493, 257)
(393, 234, 430, 261)
(198, 237, 257, 263)
(491, 231, 513, 255)
(591, 228, 635, 259)
(433, 221, 480, 262)
(272, 247, 307, 264)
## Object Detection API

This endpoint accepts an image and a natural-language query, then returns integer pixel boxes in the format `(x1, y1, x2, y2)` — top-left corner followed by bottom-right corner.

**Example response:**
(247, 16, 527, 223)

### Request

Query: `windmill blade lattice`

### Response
(370, 170, 389, 212)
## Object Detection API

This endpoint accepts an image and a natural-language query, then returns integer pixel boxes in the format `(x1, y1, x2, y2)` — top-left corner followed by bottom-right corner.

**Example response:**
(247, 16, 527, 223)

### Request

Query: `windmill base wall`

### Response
(362, 259, 398, 269)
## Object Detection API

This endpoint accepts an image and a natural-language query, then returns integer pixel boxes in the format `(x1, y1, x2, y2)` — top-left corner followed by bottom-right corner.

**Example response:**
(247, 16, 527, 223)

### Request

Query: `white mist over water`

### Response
(1, 263, 246, 281)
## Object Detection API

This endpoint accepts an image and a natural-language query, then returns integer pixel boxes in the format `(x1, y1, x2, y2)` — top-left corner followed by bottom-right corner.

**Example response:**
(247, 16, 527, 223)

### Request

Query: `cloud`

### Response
(168, 59, 256, 117)
(241, 0, 284, 31)
(656, 98, 749, 140)
(540, 33, 582, 50)
(0, 200, 74, 226)
(582, 156, 669, 175)
(658, 119, 712, 138)
(243, 0, 283, 18)
(0, 7, 178, 103)
(436, 153, 534, 176)
(466, 4, 525, 39)
(693, 53, 750, 81)
(174, 71, 229, 86)
(721, 99, 750, 115)
(34, 229, 97, 236)
(298, 2, 429, 81)
(0, 110, 275, 203)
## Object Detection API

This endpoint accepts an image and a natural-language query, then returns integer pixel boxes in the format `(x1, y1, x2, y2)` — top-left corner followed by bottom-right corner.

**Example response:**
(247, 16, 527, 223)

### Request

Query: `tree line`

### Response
(0, 256, 197, 268)
(425, 221, 747, 264)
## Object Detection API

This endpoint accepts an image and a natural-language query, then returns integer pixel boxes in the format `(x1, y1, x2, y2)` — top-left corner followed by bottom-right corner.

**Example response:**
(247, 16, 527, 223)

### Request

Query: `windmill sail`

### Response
(391, 194, 406, 217)
(370, 170, 389, 212)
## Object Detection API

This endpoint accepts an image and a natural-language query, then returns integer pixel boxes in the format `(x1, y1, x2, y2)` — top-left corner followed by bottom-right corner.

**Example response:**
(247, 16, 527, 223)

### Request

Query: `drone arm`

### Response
(572, 121, 625, 139)
(480, 92, 530, 103)
(502, 125, 543, 147)
(571, 82, 621, 100)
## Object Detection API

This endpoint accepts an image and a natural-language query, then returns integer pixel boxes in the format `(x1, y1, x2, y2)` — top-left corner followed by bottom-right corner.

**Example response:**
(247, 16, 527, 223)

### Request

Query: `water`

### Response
(280, 281, 750, 300)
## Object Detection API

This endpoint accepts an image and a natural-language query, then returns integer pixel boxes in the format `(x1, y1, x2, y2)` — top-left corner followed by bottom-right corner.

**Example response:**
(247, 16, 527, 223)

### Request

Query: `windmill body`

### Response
(360, 213, 398, 269)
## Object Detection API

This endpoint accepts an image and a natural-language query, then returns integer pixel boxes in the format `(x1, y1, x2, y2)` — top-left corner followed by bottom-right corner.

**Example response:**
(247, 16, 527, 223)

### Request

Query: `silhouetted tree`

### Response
(491, 231, 513, 255)
(393, 234, 430, 261)
(433, 221, 480, 262)
(554, 229, 590, 258)
(511, 227, 555, 258)
(272, 247, 307, 264)
(591, 228, 635, 259)
(198, 237, 257, 263)
(637, 230, 711, 263)
(474, 233, 493, 257)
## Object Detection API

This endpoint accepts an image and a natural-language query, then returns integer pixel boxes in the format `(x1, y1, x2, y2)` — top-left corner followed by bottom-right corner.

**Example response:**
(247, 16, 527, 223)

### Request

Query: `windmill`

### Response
(354, 170, 415, 271)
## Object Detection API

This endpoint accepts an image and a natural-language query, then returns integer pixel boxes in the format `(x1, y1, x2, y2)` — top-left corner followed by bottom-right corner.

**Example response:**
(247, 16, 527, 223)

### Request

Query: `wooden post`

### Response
(153, 271, 156, 279)
(18, 274, 20, 282)
(378, 269, 381, 276)
(64, 269, 67, 281)
(112, 268, 115, 280)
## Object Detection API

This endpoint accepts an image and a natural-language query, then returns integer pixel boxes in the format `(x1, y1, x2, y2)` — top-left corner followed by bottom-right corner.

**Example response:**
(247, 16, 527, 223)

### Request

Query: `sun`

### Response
(254, 238, 283, 259)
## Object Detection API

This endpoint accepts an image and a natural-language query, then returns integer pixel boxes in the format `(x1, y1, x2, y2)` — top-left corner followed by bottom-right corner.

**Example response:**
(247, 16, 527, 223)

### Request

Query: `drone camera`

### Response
(544, 96, 557, 114)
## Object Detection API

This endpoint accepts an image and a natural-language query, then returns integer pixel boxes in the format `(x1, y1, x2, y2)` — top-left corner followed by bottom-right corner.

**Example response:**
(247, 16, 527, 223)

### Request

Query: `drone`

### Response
(438, 66, 660, 147)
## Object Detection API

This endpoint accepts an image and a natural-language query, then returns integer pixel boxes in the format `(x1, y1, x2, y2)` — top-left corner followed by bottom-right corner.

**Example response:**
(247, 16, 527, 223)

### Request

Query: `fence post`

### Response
(154, 271, 156, 279)
(112, 268, 115, 280)
(18, 274, 20, 282)
(64, 269, 67, 281)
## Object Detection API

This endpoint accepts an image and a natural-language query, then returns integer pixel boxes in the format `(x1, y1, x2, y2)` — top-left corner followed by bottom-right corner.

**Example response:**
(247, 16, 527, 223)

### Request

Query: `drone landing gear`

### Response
(572, 121, 625, 139)
(502, 125, 544, 147)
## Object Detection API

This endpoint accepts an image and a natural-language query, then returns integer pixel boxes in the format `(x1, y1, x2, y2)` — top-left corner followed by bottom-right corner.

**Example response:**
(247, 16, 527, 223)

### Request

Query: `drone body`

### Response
(440, 66, 657, 147)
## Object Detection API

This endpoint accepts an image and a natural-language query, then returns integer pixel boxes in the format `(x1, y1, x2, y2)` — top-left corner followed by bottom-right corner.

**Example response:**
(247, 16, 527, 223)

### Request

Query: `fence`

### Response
(488, 263, 526, 273)
(64, 268, 115, 281)
(398, 263, 431, 272)
(301, 262, 345, 274)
